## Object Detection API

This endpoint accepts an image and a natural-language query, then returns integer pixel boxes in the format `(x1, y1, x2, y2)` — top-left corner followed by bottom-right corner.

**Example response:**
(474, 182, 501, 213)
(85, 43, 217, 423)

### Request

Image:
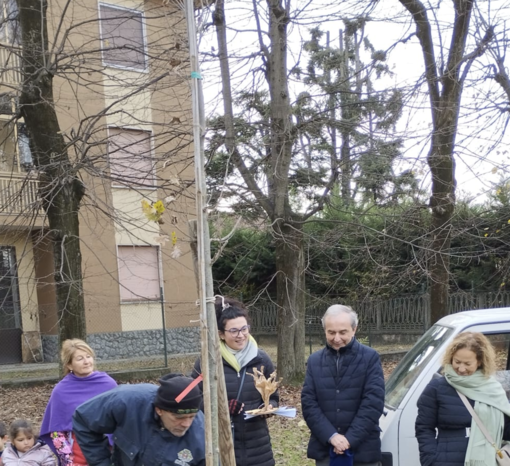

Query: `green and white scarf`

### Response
(444, 365, 510, 466)
(220, 335, 258, 373)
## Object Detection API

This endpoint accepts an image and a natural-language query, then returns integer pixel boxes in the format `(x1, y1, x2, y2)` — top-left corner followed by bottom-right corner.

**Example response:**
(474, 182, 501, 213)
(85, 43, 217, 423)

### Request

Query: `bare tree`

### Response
(210, 0, 396, 380)
(213, 0, 311, 381)
(399, 0, 496, 323)
(205, 0, 510, 352)
(16, 0, 86, 341)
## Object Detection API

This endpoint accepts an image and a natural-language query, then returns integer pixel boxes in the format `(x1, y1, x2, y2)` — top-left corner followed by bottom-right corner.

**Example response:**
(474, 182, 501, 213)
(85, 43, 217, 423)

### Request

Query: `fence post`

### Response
(478, 292, 486, 310)
(368, 307, 372, 347)
(424, 294, 430, 331)
(376, 304, 382, 331)
(309, 324, 313, 356)
(160, 287, 168, 368)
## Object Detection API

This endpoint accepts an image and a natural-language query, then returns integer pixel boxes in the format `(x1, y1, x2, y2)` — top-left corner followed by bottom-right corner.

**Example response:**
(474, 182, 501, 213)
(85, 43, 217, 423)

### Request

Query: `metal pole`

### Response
(160, 286, 168, 368)
(184, 3, 236, 463)
(308, 325, 312, 356)
(184, 2, 218, 464)
(368, 312, 372, 347)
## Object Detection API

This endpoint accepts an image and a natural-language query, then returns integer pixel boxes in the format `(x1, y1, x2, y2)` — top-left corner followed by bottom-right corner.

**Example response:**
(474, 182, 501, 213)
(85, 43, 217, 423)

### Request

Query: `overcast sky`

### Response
(196, 0, 510, 201)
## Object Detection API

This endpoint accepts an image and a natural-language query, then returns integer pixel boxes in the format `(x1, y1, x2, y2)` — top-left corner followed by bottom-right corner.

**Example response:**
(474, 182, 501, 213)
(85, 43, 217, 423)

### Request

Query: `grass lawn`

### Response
(267, 384, 315, 465)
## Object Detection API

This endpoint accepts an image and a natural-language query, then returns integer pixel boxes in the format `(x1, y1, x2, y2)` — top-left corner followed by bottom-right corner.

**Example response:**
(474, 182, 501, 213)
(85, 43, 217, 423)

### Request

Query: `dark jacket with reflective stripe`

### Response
(301, 338, 385, 463)
(73, 384, 206, 466)
(193, 349, 278, 466)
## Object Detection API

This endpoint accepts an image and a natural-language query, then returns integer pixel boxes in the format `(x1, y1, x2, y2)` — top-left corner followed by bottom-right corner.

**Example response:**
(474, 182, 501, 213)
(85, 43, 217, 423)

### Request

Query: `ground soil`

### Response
(0, 361, 398, 430)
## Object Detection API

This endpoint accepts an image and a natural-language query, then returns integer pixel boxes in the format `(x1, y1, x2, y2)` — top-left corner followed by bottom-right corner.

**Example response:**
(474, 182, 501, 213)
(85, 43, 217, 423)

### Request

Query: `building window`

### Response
(99, 4, 146, 70)
(0, 0, 20, 46)
(117, 246, 160, 301)
(0, 246, 21, 329)
(18, 124, 33, 170)
(108, 128, 154, 188)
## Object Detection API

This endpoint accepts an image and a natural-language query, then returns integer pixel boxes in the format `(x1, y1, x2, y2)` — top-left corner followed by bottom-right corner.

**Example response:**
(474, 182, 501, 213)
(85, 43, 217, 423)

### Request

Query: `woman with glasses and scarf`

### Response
(416, 332, 510, 466)
(193, 297, 279, 466)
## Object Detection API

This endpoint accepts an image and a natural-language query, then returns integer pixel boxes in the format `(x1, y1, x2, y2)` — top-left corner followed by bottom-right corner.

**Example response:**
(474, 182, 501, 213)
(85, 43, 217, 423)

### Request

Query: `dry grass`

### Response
(0, 339, 411, 383)
(0, 339, 408, 466)
(261, 340, 412, 363)
(0, 358, 399, 466)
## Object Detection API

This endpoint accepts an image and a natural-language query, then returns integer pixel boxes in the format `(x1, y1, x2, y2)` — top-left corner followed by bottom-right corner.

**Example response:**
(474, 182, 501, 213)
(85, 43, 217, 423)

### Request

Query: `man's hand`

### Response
(330, 434, 350, 454)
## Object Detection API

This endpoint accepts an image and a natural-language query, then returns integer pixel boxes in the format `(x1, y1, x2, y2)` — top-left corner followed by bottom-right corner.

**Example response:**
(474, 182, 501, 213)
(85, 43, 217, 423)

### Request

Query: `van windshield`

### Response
(385, 324, 454, 409)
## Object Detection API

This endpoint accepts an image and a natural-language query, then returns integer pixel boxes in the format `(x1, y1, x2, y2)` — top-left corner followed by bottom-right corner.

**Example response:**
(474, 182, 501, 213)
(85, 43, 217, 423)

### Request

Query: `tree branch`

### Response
(459, 26, 494, 83)
(399, 0, 440, 124)
(494, 60, 510, 104)
(442, 0, 474, 94)
(213, 0, 274, 216)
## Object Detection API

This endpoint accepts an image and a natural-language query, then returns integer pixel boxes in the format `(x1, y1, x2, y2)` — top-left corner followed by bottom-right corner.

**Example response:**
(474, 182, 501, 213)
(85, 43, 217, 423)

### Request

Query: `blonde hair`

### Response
(442, 332, 497, 376)
(61, 339, 96, 376)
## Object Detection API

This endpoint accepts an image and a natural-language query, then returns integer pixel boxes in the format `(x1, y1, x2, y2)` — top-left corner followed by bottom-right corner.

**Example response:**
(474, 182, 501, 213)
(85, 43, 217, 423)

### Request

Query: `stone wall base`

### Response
(41, 326, 200, 363)
(22, 331, 43, 363)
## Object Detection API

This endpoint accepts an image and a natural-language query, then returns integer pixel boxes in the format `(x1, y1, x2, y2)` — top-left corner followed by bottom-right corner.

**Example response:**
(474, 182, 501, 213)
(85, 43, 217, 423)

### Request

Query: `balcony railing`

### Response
(0, 172, 40, 215)
(0, 45, 21, 86)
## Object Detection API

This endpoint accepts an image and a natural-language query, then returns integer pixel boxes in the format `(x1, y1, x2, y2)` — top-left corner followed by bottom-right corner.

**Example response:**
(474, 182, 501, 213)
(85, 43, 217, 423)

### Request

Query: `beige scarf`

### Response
(220, 335, 258, 372)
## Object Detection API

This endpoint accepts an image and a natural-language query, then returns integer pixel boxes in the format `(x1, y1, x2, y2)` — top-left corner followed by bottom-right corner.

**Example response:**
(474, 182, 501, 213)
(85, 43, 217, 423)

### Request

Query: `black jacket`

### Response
(301, 338, 385, 463)
(193, 349, 279, 466)
(416, 376, 510, 466)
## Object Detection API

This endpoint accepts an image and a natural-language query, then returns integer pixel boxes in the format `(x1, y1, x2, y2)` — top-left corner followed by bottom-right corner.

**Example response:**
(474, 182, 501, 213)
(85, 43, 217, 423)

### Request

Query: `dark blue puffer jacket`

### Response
(301, 338, 385, 463)
(416, 376, 510, 466)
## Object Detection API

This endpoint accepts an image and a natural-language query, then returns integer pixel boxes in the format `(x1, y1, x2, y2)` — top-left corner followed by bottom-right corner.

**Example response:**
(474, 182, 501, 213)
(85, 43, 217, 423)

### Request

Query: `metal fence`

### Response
(449, 292, 510, 314)
(4, 290, 510, 369)
(249, 291, 510, 335)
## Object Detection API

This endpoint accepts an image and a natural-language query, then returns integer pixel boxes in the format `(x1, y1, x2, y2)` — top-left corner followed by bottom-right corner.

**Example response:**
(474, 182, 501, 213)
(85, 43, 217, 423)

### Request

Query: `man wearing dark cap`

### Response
(73, 374, 206, 466)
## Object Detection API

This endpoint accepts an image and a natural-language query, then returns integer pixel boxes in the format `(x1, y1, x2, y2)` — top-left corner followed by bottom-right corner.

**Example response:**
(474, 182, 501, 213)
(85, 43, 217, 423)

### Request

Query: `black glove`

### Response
(228, 399, 243, 415)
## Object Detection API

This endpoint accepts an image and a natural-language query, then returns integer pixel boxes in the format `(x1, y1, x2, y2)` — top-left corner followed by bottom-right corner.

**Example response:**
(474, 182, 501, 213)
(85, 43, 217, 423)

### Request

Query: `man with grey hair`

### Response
(302, 305, 385, 466)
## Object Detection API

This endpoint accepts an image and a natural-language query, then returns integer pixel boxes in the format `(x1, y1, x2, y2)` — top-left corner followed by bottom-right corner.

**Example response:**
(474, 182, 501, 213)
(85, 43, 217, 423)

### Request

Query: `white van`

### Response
(380, 308, 510, 466)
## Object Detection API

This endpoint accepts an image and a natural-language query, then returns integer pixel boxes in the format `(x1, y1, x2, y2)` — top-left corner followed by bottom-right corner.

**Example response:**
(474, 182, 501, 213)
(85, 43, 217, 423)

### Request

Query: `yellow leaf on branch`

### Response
(141, 199, 165, 223)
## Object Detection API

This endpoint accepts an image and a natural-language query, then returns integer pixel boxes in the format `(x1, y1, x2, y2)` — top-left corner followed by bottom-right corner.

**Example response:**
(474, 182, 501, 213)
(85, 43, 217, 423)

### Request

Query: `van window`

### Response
(486, 333, 510, 398)
(485, 333, 510, 371)
(385, 325, 454, 409)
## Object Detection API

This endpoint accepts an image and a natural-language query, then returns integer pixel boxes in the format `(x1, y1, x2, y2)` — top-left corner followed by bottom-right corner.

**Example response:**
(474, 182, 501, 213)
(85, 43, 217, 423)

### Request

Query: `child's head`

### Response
(9, 420, 35, 453)
(0, 421, 7, 451)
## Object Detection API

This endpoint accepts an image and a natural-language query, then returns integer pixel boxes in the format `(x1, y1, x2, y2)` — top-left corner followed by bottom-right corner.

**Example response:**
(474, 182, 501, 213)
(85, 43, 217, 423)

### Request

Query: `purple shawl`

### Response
(40, 371, 117, 434)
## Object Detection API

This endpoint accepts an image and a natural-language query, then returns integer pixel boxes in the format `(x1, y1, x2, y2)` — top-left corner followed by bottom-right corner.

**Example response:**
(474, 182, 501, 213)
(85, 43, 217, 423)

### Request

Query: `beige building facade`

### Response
(0, 0, 199, 363)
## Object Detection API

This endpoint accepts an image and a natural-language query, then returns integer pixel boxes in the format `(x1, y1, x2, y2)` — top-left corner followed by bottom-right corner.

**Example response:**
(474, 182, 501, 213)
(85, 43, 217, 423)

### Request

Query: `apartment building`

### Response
(0, 0, 199, 363)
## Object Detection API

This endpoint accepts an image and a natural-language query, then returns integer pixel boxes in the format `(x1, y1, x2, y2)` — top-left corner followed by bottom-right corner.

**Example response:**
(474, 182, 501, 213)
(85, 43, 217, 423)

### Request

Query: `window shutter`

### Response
(117, 246, 160, 301)
(108, 128, 154, 187)
(99, 4, 146, 70)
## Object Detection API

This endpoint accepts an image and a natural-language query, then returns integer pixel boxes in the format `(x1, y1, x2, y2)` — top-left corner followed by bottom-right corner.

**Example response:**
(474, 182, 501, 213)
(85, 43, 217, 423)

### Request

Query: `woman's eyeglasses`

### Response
(224, 325, 251, 336)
